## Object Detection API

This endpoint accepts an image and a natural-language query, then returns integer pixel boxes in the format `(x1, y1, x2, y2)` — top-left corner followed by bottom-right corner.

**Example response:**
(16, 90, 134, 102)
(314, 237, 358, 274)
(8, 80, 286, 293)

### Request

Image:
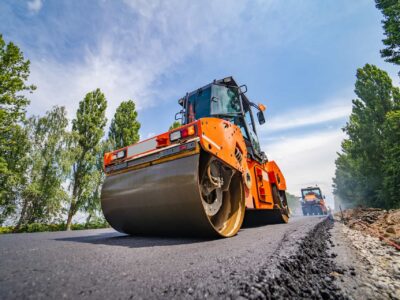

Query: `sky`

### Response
(1, 0, 399, 208)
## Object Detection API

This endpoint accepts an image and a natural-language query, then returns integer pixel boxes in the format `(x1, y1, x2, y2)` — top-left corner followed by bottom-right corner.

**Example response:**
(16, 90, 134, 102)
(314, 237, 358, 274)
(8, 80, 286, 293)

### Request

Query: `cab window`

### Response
(243, 104, 261, 154)
(210, 85, 241, 115)
(187, 87, 212, 121)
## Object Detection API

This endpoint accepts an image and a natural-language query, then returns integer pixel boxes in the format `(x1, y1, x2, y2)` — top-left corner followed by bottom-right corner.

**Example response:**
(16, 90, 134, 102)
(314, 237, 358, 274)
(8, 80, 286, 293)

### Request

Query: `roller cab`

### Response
(101, 77, 289, 237)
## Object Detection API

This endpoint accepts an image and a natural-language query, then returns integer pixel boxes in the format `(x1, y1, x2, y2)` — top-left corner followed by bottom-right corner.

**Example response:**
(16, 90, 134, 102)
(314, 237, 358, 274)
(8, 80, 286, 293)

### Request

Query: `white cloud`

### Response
(261, 97, 352, 133)
(26, 0, 359, 125)
(256, 96, 351, 207)
(27, 0, 43, 13)
(263, 129, 345, 208)
(145, 132, 155, 139)
(27, 0, 249, 123)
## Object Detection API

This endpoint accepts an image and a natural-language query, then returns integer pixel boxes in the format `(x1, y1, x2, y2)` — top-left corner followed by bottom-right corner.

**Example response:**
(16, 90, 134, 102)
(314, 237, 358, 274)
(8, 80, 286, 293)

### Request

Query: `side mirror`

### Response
(257, 111, 265, 125)
(175, 110, 184, 121)
(239, 84, 247, 94)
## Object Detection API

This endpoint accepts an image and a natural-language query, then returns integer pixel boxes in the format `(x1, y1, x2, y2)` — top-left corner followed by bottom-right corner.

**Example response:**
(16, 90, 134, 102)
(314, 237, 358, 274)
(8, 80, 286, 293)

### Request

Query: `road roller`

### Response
(101, 77, 289, 238)
(300, 186, 328, 216)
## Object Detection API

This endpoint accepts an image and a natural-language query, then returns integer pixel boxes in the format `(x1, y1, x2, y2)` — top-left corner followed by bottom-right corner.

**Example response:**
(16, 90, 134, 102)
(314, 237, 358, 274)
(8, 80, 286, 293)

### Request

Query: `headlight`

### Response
(112, 150, 126, 161)
(170, 130, 181, 141)
(170, 125, 196, 141)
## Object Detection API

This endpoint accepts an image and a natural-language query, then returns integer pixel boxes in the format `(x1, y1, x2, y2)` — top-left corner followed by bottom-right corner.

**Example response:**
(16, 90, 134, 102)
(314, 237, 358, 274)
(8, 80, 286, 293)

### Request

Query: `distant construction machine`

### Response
(101, 77, 290, 238)
(300, 186, 328, 216)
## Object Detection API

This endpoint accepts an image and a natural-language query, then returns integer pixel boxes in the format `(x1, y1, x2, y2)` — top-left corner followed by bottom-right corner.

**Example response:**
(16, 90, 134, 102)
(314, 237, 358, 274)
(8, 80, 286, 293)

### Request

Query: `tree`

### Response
(169, 121, 181, 130)
(109, 100, 140, 149)
(381, 91, 400, 208)
(286, 192, 300, 212)
(375, 0, 400, 70)
(0, 34, 35, 224)
(82, 139, 111, 226)
(14, 106, 71, 230)
(66, 89, 107, 230)
(333, 64, 399, 208)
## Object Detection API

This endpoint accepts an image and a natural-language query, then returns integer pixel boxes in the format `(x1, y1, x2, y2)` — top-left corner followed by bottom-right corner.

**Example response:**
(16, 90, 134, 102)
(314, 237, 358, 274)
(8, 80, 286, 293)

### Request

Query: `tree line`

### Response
(0, 34, 141, 230)
(333, 0, 400, 209)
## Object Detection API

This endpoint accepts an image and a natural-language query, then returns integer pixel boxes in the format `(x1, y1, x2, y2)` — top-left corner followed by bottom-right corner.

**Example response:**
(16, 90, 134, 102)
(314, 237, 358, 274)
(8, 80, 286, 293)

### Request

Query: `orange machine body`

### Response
(104, 117, 286, 212)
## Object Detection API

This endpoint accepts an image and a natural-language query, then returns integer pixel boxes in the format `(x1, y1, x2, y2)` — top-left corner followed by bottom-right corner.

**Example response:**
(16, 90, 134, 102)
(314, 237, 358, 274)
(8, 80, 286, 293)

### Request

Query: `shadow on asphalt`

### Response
(242, 213, 327, 228)
(55, 232, 213, 248)
(242, 209, 288, 228)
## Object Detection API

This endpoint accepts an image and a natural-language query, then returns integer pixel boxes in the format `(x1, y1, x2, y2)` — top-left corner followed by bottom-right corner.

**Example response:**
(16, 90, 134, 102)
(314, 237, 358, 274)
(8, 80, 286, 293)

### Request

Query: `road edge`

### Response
(238, 218, 348, 299)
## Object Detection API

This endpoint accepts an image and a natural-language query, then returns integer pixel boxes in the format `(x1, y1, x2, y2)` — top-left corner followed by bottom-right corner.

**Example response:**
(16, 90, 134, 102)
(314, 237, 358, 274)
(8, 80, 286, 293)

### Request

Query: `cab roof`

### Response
(178, 76, 250, 106)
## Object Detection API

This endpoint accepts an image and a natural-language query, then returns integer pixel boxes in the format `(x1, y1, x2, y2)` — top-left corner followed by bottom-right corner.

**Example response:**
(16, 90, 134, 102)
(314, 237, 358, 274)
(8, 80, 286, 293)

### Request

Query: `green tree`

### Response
(333, 64, 399, 208)
(169, 121, 181, 130)
(381, 99, 400, 208)
(14, 106, 71, 230)
(82, 139, 111, 226)
(66, 89, 107, 230)
(0, 34, 35, 224)
(375, 0, 400, 70)
(109, 100, 140, 149)
(286, 192, 300, 212)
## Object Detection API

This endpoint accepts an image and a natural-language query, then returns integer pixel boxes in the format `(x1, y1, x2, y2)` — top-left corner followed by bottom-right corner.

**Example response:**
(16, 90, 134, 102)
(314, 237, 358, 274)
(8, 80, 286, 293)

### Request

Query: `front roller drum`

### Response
(101, 152, 245, 238)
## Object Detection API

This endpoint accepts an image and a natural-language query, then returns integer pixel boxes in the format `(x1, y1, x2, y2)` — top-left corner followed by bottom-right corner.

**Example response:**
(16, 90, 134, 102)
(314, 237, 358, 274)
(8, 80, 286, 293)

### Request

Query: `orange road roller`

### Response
(101, 77, 289, 238)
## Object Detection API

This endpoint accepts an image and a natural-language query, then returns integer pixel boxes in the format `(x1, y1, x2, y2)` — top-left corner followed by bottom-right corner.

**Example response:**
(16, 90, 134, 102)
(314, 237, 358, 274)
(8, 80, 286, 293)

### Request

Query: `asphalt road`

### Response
(0, 216, 323, 299)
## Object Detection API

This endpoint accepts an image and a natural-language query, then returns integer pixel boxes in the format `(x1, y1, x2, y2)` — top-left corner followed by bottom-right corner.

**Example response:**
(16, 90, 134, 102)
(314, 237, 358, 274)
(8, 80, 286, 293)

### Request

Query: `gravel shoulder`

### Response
(331, 222, 400, 300)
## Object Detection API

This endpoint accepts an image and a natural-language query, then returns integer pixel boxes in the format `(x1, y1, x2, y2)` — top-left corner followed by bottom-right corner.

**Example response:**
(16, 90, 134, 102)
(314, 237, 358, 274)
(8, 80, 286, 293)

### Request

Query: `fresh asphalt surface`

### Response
(0, 216, 323, 299)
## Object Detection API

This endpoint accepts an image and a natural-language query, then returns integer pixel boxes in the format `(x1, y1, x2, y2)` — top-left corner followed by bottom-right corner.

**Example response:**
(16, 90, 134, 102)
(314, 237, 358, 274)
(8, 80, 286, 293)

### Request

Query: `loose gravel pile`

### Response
(339, 224, 400, 299)
(239, 219, 347, 300)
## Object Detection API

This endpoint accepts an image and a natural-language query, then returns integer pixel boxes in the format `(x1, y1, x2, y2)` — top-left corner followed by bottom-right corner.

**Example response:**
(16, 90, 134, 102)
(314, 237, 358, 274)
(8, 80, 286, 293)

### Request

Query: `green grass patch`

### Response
(0, 220, 110, 234)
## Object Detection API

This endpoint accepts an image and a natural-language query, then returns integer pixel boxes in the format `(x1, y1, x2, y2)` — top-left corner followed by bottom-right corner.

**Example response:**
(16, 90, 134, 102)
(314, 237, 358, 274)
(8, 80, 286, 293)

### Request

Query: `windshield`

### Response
(186, 84, 242, 122)
(302, 188, 322, 198)
(243, 103, 261, 154)
(186, 86, 212, 122)
(210, 85, 241, 115)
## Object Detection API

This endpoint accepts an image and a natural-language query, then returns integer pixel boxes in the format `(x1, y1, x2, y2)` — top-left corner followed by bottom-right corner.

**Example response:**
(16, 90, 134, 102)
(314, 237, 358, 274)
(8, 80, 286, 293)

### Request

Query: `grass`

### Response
(0, 220, 110, 234)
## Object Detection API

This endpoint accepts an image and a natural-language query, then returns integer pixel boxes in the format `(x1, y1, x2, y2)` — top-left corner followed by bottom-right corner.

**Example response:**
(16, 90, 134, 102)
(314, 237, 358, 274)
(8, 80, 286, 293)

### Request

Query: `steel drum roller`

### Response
(101, 153, 245, 237)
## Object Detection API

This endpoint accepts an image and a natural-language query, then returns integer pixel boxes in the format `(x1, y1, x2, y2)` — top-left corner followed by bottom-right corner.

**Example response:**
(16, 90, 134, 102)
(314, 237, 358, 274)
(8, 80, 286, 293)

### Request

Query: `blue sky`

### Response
(1, 0, 399, 206)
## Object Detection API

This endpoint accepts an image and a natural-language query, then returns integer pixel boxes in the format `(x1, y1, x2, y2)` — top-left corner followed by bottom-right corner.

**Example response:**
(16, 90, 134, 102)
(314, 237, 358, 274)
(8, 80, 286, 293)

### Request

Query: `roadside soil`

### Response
(331, 223, 400, 299)
(337, 208, 400, 247)
(332, 208, 400, 299)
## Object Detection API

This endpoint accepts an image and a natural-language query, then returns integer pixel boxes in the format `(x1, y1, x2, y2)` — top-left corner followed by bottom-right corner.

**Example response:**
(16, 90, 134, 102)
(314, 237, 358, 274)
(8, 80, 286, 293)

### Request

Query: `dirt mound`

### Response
(337, 208, 400, 247)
